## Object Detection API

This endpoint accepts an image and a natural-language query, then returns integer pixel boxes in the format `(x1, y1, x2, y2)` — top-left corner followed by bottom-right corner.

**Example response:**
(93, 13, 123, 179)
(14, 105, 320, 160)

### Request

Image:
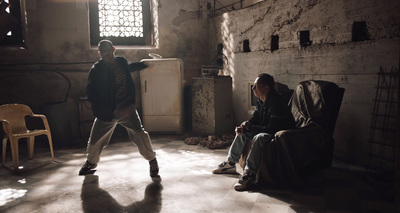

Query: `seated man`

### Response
(213, 73, 295, 191)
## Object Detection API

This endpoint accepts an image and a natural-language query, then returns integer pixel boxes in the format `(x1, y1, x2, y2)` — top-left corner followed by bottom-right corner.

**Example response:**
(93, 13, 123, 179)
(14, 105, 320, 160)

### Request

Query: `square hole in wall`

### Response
(299, 30, 312, 47)
(243, 39, 251, 52)
(352, 21, 369, 42)
(271, 35, 279, 52)
(217, 43, 223, 54)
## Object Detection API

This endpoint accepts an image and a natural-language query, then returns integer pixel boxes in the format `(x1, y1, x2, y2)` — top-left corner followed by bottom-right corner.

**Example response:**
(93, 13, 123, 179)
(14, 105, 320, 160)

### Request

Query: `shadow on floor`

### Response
(81, 175, 163, 213)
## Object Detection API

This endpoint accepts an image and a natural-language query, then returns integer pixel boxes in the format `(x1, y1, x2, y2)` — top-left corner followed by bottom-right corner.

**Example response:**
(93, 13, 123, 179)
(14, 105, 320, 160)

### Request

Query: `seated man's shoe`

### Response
(234, 170, 255, 191)
(213, 161, 237, 174)
(79, 160, 97, 176)
(149, 158, 162, 182)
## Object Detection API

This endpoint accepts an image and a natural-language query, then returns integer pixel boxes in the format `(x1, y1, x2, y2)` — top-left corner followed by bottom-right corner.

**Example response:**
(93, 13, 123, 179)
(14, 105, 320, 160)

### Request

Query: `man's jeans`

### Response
(227, 131, 274, 172)
(86, 105, 156, 164)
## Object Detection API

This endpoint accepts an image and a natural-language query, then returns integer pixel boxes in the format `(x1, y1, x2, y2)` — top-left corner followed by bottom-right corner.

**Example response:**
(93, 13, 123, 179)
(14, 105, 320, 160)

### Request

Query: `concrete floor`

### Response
(0, 135, 396, 213)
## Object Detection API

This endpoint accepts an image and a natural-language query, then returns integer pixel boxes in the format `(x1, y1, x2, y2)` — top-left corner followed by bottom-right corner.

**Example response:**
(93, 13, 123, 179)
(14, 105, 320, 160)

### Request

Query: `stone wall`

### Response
(0, 0, 399, 166)
(208, 0, 400, 165)
(0, 0, 210, 143)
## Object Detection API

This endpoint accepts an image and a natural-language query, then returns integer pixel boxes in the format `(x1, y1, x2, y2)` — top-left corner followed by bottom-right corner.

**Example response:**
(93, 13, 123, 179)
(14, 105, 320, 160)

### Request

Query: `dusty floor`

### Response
(0, 135, 396, 213)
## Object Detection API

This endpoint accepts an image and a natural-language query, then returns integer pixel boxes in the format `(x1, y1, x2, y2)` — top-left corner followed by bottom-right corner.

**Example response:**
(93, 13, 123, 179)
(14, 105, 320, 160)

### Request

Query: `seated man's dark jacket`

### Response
(86, 57, 147, 121)
(248, 91, 295, 135)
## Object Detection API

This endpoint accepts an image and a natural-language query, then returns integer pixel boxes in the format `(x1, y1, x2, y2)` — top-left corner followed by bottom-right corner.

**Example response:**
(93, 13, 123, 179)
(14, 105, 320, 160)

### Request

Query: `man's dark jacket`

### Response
(86, 57, 146, 121)
(248, 91, 295, 134)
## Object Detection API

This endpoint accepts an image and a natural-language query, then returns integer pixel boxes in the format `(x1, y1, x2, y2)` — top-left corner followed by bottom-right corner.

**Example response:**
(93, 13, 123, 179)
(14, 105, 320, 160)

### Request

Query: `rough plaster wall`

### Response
(0, 0, 210, 66)
(0, 68, 89, 139)
(0, 0, 210, 140)
(155, 0, 210, 68)
(208, 0, 400, 165)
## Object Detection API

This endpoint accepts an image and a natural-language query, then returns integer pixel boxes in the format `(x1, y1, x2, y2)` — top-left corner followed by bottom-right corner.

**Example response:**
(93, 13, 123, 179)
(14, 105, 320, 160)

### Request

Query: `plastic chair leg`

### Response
(46, 133, 54, 161)
(2, 138, 7, 166)
(9, 137, 19, 170)
(27, 136, 35, 159)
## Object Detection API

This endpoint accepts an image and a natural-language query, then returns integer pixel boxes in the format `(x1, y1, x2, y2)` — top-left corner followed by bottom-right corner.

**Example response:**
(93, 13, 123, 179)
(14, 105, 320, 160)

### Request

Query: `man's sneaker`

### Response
(149, 158, 161, 182)
(234, 170, 255, 191)
(79, 160, 97, 176)
(212, 161, 236, 174)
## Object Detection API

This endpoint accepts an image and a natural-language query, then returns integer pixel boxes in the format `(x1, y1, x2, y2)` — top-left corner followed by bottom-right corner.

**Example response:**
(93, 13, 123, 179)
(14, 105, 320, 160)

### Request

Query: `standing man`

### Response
(213, 73, 294, 191)
(79, 40, 160, 182)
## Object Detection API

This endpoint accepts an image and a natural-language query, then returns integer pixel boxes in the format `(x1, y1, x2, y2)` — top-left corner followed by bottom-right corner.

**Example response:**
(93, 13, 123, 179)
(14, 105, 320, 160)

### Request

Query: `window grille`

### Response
(98, 0, 143, 37)
(89, 0, 151, 46)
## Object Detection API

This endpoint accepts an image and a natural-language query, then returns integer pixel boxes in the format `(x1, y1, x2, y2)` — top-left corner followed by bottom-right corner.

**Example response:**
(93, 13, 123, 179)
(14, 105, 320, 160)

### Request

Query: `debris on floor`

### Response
(184, 134, 234, 149)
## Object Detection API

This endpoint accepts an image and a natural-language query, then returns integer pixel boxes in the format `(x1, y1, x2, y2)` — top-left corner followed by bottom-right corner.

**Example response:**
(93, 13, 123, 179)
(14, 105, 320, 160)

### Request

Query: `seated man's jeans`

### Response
(227, 131, 274, 172)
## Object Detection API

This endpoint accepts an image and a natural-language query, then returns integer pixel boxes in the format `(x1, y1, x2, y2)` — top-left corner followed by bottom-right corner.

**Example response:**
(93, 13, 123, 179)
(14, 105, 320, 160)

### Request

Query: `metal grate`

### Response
(212, 0, 262, 16)
(98, 0, 143, 37)
(368, 67, 398, 172)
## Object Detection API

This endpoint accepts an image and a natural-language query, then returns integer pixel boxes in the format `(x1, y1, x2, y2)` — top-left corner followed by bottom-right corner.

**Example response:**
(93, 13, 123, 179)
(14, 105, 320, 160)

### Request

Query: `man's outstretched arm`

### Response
(129, 62, 148, 72)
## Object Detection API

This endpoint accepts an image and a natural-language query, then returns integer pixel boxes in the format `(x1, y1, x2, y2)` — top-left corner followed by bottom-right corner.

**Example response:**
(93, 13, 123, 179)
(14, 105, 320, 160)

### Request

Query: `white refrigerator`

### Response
(140, 58, 184, 133)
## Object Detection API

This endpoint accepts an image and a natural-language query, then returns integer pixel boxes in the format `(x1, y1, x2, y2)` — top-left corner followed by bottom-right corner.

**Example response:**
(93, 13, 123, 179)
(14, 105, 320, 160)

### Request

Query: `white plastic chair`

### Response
(0, 104, 54, 170)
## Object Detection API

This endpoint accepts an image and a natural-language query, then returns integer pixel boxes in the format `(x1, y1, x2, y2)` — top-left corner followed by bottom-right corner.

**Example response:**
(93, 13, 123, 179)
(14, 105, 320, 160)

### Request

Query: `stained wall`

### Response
(0, 0, 399, 167)
(208, 0, 400, 165)
(0, 0, 210, 143)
